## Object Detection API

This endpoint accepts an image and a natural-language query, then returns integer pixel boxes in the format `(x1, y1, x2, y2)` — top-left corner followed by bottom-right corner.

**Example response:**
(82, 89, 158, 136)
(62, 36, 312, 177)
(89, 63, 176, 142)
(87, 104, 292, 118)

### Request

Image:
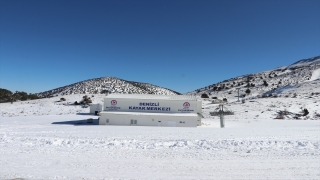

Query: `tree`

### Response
(0, 89, 39, 103)
(28, 93, 39, 100)
(0, 88, 13, 103)
(18, 91, 28, 101)
(12, 93, 21, 102)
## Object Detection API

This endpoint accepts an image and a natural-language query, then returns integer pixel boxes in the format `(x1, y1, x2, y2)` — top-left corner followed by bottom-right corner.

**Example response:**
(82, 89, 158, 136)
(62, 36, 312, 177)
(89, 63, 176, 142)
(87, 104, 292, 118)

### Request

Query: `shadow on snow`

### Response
(52, 119, 99, 126)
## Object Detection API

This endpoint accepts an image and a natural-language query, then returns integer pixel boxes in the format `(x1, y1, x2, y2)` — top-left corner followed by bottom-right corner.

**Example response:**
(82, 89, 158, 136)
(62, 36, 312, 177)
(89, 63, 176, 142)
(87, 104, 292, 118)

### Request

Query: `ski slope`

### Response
(1, 113, 319, 179)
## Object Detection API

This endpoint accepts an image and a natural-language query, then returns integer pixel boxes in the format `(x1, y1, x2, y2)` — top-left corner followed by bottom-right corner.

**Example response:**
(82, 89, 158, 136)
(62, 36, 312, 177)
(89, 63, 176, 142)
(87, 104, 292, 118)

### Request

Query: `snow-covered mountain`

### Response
(187, 55, 320, 99)
(2, 55, 319, 119)
(36, 76, 180, 98)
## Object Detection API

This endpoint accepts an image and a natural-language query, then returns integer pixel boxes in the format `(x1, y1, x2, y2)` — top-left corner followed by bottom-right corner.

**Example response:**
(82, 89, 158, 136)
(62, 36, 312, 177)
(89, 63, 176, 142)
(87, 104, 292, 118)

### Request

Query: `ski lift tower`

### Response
(210, 104, 234, 128)
(219, 104, 225, 128)
(105, 82, 111, 96)
(236, 88, 241, 102)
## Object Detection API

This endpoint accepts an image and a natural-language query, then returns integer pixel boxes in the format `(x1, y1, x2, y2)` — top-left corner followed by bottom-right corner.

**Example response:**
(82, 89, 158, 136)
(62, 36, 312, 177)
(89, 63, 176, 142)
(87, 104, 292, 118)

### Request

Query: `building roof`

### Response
(105, 94, 200, 101)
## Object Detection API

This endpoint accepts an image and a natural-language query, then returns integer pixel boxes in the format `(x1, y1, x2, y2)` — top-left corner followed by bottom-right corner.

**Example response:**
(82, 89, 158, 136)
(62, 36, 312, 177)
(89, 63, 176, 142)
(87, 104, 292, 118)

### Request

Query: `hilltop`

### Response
(36, 76, 180, 98)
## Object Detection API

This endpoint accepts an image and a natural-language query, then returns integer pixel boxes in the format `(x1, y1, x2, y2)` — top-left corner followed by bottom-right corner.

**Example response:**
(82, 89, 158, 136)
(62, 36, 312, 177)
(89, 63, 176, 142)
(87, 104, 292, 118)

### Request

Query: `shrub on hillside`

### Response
(303, 109, 309, 116)
(60, 97, 66, 101)
(80, 95, 92, 104)
(263, 80, 268, 86)
(201, 93, 209, 98)
(245, 89, 251, 95)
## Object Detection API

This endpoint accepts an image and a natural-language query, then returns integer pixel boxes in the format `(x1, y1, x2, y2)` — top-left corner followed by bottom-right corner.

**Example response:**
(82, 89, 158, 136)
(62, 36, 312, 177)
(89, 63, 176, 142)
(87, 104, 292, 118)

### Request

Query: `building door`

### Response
(158, 121, 162, 126)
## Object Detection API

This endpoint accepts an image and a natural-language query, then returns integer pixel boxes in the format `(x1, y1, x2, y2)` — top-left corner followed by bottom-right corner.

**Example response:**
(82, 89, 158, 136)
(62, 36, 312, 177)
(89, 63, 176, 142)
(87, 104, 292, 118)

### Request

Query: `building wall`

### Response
(99, 112, 198, 127)
(89, 104, 102, 114)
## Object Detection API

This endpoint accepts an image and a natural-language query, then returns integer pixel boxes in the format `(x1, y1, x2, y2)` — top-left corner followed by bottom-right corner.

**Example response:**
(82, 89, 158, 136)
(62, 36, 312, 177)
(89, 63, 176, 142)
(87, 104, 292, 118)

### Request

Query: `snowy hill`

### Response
(1, 55, 319, 119)
(287, 55, 320, 69)
(36, 76, 180, 98)
(185, 55, 320, 120)
(188, 55, 320, 100)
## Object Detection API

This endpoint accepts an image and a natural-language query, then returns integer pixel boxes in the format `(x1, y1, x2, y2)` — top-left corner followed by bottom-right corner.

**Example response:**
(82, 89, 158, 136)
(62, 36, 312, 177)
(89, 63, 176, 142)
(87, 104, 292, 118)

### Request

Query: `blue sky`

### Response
(1, 0, 319, 94)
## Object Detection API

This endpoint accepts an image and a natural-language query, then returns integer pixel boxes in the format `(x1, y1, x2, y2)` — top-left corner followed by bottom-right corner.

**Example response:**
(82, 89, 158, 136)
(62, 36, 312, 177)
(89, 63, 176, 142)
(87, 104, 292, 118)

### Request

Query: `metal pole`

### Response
(236, 88, 240, 102)
(219, 104, 225, 128)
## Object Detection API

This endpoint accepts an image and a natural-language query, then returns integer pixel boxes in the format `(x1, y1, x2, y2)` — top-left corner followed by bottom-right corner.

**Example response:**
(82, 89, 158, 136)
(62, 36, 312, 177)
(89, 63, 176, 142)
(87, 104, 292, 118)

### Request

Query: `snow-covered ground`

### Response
(1, 93, 320, 179)
(309, 68, 320, 81)
(0, 94, 106, 117)
(1, 115, 319, 179)
(1, 58, 320, 179)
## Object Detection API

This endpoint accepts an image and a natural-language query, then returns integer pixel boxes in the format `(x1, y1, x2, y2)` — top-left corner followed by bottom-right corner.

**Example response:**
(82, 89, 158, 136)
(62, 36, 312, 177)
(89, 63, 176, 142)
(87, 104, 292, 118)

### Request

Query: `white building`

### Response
(89, 104, 102, 115)
(99, 94, 202, 127)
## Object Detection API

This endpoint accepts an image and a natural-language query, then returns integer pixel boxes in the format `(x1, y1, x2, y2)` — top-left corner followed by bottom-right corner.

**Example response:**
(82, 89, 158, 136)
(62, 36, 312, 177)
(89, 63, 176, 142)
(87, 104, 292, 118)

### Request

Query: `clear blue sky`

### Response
(1, 0, 319, 94)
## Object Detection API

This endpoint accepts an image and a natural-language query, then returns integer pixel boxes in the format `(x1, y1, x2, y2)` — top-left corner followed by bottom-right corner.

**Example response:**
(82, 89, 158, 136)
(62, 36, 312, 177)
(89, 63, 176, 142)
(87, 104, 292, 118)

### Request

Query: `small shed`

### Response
(90, 104, 102, 115)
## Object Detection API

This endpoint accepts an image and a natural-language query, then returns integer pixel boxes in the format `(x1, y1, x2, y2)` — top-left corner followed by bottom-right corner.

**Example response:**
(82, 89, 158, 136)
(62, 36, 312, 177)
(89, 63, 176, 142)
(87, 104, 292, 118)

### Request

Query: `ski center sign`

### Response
(129, 102, 171, 112)
(103, 98, 198, 113)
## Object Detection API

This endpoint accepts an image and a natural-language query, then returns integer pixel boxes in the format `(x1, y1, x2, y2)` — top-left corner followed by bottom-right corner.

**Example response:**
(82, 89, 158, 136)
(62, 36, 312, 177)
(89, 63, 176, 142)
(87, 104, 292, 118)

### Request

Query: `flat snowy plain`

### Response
(1, 113, 320, 179)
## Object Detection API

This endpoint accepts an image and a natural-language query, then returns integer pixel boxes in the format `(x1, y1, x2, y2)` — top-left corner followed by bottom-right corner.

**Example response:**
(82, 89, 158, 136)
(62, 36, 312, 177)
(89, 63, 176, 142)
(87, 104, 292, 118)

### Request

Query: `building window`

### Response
(131, 119, 137, 124)
(106, 119, 109, 123)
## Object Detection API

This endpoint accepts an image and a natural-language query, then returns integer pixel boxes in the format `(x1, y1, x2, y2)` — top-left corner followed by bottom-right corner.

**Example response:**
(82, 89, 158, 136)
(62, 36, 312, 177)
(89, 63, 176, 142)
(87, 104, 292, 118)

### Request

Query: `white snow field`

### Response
(1, 74, 320, 180)
(1, 95, 320, 179)
(0, 115, 319, 180)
